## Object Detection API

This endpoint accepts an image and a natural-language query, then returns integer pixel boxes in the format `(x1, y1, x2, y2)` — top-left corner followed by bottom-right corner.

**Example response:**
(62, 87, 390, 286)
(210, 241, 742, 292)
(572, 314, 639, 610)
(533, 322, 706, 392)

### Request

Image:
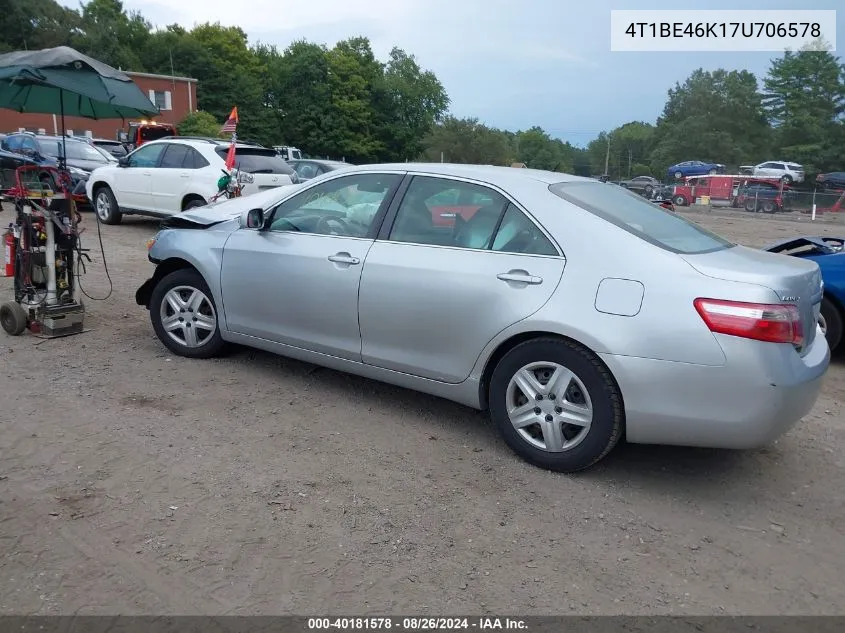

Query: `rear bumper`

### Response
(600, 329, 830, 449)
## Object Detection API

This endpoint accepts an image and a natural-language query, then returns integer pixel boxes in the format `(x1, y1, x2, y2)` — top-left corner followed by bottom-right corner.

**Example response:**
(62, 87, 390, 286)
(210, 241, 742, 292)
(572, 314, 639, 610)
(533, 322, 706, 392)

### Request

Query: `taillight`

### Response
(694, 298, 803, 346)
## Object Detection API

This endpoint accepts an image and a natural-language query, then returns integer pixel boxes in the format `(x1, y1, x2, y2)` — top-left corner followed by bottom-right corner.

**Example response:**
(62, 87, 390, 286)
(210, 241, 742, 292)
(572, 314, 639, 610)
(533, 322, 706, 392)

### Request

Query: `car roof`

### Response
(348, 162, 590, 185)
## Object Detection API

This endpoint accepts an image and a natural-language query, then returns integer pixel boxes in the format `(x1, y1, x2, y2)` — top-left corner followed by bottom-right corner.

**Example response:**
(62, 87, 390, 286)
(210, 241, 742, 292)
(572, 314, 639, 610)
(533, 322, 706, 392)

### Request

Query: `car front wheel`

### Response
(94, 186, 122, 225)
(488, 338, 624, 472)
(149, 269, 226, 358)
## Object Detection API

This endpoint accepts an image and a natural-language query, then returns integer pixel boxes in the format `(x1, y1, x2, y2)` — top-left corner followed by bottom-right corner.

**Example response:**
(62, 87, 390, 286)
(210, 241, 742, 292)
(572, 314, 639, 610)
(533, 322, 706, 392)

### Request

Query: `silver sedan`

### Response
(136, 163, 830, 472)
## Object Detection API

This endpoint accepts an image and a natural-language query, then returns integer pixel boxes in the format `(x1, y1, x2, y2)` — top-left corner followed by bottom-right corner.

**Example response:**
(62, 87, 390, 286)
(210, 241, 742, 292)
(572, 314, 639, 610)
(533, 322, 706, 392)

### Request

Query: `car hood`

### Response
(170, 184, 304, 227)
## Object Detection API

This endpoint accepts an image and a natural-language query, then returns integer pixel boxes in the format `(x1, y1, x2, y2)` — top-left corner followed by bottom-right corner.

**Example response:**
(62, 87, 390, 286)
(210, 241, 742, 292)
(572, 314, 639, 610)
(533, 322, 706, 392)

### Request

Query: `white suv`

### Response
(85, 137, 297, 224)
(752, 161, 805, 184)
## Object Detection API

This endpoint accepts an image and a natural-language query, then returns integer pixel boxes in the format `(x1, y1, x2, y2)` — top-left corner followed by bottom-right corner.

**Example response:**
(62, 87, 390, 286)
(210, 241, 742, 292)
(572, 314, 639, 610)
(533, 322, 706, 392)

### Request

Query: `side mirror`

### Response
(245, 208, 265, 229)
(118, 156, 129, 167)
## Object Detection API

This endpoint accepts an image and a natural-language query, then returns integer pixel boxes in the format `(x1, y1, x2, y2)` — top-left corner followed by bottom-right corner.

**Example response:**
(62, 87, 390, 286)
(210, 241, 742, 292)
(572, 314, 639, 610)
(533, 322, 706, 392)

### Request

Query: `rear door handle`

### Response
(180, 173, 190, 178)
(328, 253, 360, 265)
(497, 272, 542, 285)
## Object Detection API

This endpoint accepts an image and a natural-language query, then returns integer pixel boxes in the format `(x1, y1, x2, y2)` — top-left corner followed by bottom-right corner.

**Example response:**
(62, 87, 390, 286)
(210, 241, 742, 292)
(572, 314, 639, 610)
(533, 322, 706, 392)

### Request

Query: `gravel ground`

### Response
(0, 203, 843, 615)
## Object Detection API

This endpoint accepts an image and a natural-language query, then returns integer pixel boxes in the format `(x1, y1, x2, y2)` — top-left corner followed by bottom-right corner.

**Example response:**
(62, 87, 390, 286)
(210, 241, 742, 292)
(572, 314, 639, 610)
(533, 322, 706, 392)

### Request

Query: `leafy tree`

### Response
(73, 0, 151, 71)
(0, 0, 80, 52)
(420, 116, 514, 165)
(378, 47, 449, 161)
(763, 48, 845, 174)
(650, 69, 771, 175)
(177, 111, 221, 137)
(513, 127, 573, 172)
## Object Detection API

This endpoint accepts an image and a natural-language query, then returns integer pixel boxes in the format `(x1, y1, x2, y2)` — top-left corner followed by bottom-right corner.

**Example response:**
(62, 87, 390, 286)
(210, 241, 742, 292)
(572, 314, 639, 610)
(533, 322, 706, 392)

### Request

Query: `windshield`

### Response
(39, 139, 112, 163)
(549, 181, 734, 255)
(216, 148, 294, 174)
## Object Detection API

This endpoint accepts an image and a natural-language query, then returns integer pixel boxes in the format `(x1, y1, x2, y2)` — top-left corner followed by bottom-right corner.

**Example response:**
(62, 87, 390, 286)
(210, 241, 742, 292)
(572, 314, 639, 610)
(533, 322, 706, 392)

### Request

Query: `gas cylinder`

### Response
(3, 228, 14, 277)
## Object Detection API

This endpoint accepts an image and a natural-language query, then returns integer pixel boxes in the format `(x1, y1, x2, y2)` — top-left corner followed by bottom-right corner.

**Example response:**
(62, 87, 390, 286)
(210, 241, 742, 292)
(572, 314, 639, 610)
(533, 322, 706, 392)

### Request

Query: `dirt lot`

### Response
(1, 205, 844, 615)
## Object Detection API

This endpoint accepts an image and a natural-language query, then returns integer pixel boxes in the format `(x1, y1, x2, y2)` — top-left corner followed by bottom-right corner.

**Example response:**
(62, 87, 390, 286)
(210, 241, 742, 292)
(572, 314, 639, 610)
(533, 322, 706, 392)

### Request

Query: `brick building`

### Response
(0, 71, 198, 140)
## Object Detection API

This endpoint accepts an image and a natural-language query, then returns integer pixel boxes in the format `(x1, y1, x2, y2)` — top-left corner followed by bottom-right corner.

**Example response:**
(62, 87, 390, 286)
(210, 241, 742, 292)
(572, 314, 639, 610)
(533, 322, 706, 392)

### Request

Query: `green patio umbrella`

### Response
(0, 46, 160, 120)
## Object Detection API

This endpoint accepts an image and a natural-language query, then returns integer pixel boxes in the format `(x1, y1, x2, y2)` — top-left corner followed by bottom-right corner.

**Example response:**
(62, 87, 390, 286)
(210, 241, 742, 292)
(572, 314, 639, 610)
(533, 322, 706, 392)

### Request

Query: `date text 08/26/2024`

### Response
(307, 618, 527, 630)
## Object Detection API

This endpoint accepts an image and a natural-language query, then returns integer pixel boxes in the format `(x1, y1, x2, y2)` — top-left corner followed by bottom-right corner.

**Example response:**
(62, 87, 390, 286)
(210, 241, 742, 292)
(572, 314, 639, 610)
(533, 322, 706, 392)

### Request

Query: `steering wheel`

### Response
(316, 216, 349, 236)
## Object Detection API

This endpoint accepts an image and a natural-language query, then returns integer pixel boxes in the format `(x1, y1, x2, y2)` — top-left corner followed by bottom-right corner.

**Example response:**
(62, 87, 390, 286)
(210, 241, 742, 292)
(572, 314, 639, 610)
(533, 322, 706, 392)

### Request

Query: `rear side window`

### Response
(550, 181, 733, 255)
(216, 148, 294, 175)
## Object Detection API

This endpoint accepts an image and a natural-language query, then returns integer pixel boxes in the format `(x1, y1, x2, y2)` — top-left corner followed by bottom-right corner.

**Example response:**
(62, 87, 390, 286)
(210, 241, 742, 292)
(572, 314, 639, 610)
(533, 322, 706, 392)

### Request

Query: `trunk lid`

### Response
(681, 245, 823, 353)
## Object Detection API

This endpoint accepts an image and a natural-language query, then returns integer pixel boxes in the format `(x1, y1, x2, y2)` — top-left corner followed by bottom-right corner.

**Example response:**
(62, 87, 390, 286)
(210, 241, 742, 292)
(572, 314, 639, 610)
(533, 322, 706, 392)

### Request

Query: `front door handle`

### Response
(497, 271, 542, 285)
(328, 253, 360, 265)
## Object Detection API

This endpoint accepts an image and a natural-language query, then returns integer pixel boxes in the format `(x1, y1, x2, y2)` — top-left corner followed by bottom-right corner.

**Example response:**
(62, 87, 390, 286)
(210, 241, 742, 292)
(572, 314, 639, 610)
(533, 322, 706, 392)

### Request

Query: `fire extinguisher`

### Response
(4, 227, 15, 278)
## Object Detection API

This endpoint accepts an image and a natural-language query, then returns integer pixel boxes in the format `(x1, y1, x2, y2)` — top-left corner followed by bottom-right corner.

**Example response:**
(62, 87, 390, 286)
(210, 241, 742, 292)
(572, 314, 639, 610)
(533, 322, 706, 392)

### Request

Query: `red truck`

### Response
(670, 175, 788, 208)
(119, 120, 177, 151)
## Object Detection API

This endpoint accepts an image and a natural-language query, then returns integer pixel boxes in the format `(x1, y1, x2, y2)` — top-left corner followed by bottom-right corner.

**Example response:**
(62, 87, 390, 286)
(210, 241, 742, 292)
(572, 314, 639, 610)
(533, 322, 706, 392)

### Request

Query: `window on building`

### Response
(148, 89, 173, 111)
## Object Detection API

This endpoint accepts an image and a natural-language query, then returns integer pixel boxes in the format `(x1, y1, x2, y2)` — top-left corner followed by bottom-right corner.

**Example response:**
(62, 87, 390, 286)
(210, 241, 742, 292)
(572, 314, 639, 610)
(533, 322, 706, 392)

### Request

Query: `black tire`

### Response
(761, 201, 776, 214)
(0, 301, 27, 336)
(674, 171, 683, 180)
(673, 194, 686, 206)
(744, 199, 758, 212)
(709, 169, 718, 175)
(93, 185, 122, 225)
(782, 175, 793, 185)
(644, 185, 653, 197)
(149, 268, 226, 359)
(820, 297, 843, 353)
(183, 198, 206, 210)
(488, 338, 624, 473)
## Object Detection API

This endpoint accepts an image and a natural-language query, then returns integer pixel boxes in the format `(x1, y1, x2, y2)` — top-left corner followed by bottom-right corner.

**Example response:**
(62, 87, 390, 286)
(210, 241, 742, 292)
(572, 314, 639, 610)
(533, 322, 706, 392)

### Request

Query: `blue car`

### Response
(667, 160, 725, 180)
(764, 236, 845, 352)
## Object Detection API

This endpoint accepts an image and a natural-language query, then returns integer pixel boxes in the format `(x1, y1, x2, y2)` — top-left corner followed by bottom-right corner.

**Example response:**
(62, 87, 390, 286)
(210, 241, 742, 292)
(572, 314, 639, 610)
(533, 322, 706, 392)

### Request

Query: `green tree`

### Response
(378, 47, 449, 161)
(763, 48, 845, 173)
(650, 68, 771, 175)
(513, 127, 574, 172)
(177, 111, 221, 137)
(420, 116, 514, 165)
(0, 0, 80, 52)
(73, 0, 151, 71)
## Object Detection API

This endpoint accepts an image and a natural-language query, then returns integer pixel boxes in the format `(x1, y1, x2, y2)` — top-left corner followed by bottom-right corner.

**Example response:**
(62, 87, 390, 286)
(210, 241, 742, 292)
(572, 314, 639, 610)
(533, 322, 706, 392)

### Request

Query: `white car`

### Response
(85, 137, 298, 224)
(752, 161, 805, 184)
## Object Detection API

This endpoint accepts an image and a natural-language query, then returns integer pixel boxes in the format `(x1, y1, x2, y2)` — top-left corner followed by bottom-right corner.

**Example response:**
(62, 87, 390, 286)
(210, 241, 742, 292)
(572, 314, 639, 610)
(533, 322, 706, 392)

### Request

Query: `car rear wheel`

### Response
(94, 186, 122, 224)
(820, 297, 842, 353)
(673, 194, 687, 206)
(488, 338, 624, 472)
(761, 201, 776, 213)
(674, 171, 683, 180)
(709, 169, 718, 175)
(744, 199, 758, 212)
(782, 175, 793, 184)
(149, 269, 226, 359)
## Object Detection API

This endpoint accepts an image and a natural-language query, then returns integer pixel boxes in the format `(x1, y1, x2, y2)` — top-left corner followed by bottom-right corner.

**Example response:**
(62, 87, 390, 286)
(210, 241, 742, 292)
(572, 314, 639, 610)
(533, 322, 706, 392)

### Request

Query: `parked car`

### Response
(288, 159, 352, 182)
(764, 236, 845, 352)
(0, 147, 48, 193)
(86, 137, 297, 224)
(90, 138, 129, 159)
(618, 175, 661, 197)
(134, 163, 828, 473)
(752, 161, 805, 184)
(816, 172, 845, 191)
(0, 132, 110, 200)
(666, 161, 724, 180)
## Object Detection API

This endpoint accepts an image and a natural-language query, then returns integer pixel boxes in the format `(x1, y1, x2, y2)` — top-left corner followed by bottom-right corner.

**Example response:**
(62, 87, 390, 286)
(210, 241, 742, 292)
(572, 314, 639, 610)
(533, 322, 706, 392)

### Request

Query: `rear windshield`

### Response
(216, 148, 294, 174)
(549, 181, 734, 255)
(138, 127, 173, 142)
(39, 139, 112, 163)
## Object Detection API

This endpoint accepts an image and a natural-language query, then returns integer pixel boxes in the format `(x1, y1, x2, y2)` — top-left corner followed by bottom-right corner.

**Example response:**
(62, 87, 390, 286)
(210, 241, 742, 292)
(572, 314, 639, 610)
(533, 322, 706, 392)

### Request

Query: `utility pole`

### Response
(628, 148, 632, 177)
(603, 135, 611, 176)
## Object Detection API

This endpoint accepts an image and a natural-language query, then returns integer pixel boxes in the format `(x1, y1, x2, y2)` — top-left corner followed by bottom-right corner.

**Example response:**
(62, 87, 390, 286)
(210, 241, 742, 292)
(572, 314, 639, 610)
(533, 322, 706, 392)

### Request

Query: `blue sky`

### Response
(64, 0, 842, 147)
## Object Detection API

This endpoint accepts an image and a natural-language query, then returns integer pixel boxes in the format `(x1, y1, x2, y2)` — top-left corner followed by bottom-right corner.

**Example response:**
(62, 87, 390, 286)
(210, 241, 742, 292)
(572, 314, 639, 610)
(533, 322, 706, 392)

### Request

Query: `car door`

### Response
(151, 143, 193, 213)
(219, 171, 404, 361)
(358, 175, 567, 384)
(113, 142, 166, 210)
